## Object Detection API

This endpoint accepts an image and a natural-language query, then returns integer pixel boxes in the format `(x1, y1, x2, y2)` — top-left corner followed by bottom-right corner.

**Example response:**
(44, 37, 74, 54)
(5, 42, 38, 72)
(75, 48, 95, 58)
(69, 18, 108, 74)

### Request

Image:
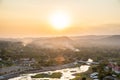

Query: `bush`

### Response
(31, 73, 49, 78)
(50, 72, 62, 78)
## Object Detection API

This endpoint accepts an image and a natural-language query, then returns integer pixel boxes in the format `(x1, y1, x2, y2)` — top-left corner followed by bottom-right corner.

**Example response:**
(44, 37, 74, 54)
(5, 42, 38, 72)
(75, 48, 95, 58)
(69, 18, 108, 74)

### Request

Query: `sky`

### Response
(0, 0, 120, 37)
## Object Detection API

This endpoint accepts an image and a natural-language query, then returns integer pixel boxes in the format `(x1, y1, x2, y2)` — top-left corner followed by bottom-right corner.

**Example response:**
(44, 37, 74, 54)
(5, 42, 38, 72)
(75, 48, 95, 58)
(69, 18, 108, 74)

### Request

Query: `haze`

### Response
(0, 0, 120, 37)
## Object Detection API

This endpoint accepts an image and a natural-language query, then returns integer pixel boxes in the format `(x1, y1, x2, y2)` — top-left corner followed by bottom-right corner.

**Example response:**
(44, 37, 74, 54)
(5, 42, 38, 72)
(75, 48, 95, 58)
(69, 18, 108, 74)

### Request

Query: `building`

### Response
(19, 58, 36, 66)
(107, 62, 120, 74)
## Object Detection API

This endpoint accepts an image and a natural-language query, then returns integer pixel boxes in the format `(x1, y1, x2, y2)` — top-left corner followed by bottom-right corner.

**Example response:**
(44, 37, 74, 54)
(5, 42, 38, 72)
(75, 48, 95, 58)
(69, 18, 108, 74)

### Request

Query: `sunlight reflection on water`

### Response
(9, 65, 90, 80)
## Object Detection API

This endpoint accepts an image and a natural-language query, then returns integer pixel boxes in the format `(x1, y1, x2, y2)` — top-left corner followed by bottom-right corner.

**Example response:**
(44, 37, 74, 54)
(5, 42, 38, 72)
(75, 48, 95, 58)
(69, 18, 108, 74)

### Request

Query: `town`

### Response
(0, 35, 120, 80)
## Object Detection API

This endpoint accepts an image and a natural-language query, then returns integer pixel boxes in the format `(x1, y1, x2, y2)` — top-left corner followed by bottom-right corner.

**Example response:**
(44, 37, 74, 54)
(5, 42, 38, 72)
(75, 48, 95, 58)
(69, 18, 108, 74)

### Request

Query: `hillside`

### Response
(29, 36, 78, 50)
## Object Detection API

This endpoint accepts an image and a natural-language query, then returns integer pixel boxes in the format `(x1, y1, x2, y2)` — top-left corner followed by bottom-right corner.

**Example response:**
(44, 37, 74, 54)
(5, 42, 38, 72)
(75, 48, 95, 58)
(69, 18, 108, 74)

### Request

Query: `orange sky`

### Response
(0, 0, 120, 37)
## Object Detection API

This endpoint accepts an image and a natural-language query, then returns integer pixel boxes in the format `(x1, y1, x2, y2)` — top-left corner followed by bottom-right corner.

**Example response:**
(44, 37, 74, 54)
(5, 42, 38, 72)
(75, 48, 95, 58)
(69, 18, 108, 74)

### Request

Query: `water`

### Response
(9, 65, 90, 80)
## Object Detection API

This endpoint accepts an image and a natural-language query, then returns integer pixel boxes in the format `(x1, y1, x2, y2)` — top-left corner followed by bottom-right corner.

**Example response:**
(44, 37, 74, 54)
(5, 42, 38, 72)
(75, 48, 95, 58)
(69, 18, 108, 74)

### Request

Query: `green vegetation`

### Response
(71, 73, 92, 80)
(50, 72, 62, 78)
(0, 39, 120, 68)
(71, 65, 100, 80)
(31, 72, 62, 78)
(0, 61, 13, 67)
(71, 67, 93, 80)
(71, 76, 81, 80)
(31, 73, 49, 78)
(96, 62, 120, 80)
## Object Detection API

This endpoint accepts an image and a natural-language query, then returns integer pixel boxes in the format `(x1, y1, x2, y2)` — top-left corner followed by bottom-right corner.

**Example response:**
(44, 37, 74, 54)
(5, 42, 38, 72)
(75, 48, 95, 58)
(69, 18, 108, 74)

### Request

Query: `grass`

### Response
(31, 72, 62, 78)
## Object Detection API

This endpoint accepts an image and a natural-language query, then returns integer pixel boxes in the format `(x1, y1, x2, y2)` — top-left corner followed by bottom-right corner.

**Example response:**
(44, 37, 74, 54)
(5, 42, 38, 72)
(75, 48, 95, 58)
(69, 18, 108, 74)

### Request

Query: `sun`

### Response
(49, 11, 71, 30)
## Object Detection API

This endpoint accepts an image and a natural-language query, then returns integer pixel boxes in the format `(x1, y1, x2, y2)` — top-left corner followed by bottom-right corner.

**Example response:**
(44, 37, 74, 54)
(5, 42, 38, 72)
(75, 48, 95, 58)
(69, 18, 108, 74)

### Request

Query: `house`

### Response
(0, 76, 4, 80)
(114, 66, 120, 74)
(103, 76, 115, 80)
(107, 62, 120, 74)
(90, 72, 99, 79)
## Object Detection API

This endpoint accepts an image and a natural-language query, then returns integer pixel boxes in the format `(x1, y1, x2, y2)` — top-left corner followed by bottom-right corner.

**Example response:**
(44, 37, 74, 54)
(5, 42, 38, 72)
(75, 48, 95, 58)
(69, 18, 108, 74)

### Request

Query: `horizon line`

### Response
(0, 34, 120, 38)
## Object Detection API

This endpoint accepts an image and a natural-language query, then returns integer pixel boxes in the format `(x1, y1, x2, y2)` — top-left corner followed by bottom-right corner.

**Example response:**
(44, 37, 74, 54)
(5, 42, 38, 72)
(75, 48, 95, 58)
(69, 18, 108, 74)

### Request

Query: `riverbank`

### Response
(9, 65, 90, 80)
(1, 62, 76, 80)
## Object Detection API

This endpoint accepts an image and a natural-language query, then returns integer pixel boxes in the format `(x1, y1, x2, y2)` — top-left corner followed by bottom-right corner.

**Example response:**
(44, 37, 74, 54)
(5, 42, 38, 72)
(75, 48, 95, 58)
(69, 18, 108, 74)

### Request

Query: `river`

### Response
(8, 65, 90, 80)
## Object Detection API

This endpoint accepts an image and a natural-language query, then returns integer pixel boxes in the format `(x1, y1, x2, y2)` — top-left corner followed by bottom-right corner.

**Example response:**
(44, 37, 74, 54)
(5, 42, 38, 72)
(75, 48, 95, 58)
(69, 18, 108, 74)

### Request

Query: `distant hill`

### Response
(91, 35, 120, 46)
(0, 38, 20, 42)
(101, 35, 120, 41)
(34, 36, 73, 42)
(71, 35, 120, 47)
(1, 35, 120, 48)
(29, 36, 78, 50)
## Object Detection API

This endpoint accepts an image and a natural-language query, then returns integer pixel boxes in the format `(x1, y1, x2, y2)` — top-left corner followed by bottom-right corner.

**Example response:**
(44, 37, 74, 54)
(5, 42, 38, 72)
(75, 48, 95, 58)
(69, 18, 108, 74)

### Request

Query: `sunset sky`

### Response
(0, 0, 120, 37)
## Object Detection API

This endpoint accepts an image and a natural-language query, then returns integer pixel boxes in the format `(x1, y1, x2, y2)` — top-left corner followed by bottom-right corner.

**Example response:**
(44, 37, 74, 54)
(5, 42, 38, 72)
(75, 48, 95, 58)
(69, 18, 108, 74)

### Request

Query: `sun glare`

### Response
(50, 11, 71, 30)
